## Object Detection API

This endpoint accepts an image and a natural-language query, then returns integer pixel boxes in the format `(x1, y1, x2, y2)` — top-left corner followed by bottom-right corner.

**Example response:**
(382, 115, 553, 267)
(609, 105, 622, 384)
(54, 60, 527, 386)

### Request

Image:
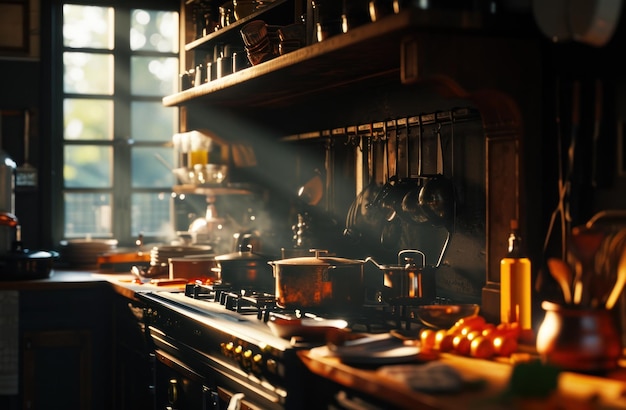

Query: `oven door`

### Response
(154, 350, 266, 410)
(153, 349, 217, 410)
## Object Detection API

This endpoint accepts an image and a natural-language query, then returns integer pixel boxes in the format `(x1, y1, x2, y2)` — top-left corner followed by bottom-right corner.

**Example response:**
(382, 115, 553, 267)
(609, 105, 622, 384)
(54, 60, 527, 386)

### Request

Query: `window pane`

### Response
(132, 146, 175, 188)
(131, 102, 177, 141)
(64, 99, 113, 141)
(64, 193, 112, 237)
(131, 9, 179, 52)
(132, 192, 172, 236)
(131, 56, 178, 96)
(64, 52, 114, 94)
(63, 5, 114, 49)
(64, 145, 112, 188)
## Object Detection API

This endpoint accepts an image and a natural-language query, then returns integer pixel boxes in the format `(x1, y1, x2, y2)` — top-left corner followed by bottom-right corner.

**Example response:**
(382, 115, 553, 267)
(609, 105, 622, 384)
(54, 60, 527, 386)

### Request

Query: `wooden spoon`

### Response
(570, 226, 606, 306)
(547, 258, 573, 304)
(605, 250, 626, 310)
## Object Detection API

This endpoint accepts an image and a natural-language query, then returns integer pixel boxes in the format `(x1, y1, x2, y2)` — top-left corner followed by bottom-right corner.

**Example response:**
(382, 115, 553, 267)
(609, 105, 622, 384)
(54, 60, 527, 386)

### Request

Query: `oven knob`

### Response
(251, 353, 263, 373)
(242, 349, 253, 370)
(221, 341, 235, 357)
(266, 358, 278, 374)
(234, 345, 244, 363)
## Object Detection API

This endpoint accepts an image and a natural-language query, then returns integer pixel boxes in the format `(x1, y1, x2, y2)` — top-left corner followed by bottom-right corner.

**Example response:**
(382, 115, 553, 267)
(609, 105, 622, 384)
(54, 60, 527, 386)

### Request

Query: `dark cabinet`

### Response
(111, 293, 154, 410)
(17, 286, 113, 410)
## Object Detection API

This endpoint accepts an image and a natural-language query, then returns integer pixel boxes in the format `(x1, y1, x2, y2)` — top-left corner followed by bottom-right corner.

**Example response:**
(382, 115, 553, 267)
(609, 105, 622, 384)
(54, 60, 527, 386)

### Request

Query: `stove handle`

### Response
(226, 392, 244, 410)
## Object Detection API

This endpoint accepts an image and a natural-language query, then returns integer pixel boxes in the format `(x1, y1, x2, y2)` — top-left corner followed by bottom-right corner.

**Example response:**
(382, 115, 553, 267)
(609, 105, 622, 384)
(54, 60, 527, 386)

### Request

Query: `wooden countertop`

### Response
(0, 269, 186, 299)
(299, 348, 626, 409)
(5, 270, 626, 409)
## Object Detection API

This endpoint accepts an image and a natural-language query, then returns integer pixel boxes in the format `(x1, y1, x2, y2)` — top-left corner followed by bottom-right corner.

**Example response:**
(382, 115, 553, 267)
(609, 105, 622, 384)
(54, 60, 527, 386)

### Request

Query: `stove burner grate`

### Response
(183, 283, 426, 333)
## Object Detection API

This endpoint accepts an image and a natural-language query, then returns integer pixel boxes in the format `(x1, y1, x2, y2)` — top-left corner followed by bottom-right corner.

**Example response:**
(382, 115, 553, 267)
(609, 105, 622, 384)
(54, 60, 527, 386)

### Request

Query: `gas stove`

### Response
(136, 282, 425, 409)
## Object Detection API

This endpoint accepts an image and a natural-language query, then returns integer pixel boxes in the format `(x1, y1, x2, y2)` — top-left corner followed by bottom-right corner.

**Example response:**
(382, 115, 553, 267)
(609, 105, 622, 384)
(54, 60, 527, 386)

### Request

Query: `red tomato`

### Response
(470, 336, 495, 359)
(453, 335, 472, 356)
(496, 322, 521, 339)
(493, 335, 518, 357)
(420, 328, 437, 350)
(450, 315, 486, 332)
(437, 332, 456, 352)
(466, 330, 483, 341)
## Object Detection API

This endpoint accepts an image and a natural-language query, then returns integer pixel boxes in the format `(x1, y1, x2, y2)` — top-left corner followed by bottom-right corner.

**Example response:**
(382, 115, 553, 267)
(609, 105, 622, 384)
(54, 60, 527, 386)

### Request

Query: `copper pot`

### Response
(168, 255, 219, 282)
(269, 250, 365, 310)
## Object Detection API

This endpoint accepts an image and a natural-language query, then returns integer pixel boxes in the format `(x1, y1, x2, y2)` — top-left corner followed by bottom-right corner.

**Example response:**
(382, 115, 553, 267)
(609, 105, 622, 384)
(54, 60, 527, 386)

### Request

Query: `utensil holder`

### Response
(536, 300, 622, 373)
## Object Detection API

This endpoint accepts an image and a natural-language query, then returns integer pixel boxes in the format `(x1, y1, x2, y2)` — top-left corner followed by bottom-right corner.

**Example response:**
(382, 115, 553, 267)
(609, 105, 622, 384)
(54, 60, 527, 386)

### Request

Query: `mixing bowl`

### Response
(414, 304, 480, 329)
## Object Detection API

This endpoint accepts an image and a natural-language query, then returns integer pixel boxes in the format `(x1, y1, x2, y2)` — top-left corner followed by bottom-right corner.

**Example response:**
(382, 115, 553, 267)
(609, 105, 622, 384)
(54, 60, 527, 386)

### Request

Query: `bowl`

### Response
(267, 313, 348, 340)
(233, 0, 257, 21)
(414, 304, 480, 329)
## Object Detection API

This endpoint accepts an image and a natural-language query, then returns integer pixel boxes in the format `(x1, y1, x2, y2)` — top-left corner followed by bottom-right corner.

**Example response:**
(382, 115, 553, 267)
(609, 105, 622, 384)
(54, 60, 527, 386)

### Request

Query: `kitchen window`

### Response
(57, 1, 179, 245)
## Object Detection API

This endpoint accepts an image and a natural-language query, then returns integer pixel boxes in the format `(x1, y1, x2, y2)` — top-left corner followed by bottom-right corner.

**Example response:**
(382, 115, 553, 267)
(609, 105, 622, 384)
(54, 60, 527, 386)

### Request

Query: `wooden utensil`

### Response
(569, 225, 605, 306)
(547, 257, 573, 304)
(605, 250, 626, 310)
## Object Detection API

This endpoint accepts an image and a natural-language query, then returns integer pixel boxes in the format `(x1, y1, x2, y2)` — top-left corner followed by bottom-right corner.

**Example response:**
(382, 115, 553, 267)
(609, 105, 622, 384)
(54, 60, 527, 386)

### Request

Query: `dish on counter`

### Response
(267, 312, 348, 339)
(309, 333, 423, 365)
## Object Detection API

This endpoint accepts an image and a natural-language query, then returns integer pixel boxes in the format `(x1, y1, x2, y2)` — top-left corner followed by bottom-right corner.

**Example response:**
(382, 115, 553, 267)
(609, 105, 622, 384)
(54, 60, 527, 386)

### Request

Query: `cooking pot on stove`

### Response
(214, 245, 275, 293)
(168, 255, 219, 282)
(365, 249, 437, 304)
(269, 249, 366, 310)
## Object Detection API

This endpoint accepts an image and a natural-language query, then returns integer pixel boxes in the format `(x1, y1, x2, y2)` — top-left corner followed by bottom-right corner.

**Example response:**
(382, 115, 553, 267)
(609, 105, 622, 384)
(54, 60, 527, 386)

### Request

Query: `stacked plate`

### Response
(240, 20, 275, 65)
(150, 245, 214, 267)
(60, 239, 118, 269)
(277, 23, 305, 56)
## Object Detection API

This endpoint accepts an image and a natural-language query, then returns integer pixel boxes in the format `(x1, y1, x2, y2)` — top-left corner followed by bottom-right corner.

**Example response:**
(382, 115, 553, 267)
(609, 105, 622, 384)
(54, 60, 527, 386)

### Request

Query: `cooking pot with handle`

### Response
(269, 249, 366, 310)
(366, 249, 437, 304)
(215, 244, 275, 293)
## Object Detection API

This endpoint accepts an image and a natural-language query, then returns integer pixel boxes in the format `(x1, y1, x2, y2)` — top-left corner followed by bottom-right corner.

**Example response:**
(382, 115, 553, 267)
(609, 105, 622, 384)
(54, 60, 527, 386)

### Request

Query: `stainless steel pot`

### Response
(214, 245, 274, 292)
(269, 249, 366, 309)
(366, 249, 437, 304)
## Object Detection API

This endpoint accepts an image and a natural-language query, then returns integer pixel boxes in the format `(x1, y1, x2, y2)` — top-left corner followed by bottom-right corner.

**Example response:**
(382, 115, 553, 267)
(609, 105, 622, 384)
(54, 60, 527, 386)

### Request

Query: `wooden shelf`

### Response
(172, 183, 263, 197)
(164, 9, 492, 109)
(185, 0, 293, 52)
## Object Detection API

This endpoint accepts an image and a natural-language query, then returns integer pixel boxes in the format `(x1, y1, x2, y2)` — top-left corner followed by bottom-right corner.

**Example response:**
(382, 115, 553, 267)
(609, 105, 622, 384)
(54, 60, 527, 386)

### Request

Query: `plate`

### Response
(310, 333, 421, 365)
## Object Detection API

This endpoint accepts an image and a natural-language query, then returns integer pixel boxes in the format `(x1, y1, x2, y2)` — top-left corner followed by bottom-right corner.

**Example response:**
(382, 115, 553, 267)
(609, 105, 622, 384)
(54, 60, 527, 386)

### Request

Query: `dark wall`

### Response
(0, 59, 41, 250)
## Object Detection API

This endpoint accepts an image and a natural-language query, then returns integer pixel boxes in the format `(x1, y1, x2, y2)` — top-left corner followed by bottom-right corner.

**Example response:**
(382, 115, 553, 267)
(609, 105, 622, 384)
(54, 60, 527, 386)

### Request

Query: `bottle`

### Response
(500, 219, 532, 330)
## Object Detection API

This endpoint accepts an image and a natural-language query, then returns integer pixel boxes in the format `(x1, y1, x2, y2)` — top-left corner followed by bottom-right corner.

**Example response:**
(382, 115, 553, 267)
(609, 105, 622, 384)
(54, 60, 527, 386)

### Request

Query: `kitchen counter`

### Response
(4, 270, 626, 409)
(0, 269, 186, 298)
(299, 349, 626, 409)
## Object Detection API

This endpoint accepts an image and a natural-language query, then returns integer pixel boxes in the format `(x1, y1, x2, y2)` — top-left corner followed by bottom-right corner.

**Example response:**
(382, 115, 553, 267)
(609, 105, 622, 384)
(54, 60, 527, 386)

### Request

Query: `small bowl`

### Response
(267, 314, 348, 339)
(414, 304, 480, 329)
(233, 0, 257, 20)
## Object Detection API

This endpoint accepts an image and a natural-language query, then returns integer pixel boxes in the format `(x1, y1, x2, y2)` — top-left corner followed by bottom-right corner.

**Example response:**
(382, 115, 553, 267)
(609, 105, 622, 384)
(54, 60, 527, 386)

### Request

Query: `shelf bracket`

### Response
(400, 36, 419, 84)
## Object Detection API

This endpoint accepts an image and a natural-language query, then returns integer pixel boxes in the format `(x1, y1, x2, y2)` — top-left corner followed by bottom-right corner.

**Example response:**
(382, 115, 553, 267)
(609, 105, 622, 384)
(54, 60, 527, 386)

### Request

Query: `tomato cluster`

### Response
(420, 316, 521, 359)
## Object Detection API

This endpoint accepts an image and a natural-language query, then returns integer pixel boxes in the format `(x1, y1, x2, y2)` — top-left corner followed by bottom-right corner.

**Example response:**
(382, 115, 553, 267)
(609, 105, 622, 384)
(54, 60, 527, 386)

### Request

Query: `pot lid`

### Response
(215, 246, 271, 262)
(6, 249, 59, 260)
(270, 250, 364, 266)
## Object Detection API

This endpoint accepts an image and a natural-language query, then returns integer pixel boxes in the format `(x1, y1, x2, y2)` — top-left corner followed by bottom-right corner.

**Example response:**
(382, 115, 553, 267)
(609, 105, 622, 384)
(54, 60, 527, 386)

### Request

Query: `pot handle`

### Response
(309, 249, 329, 258)
(398, 249, 425, 267)
(364, 256, 383, 269)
